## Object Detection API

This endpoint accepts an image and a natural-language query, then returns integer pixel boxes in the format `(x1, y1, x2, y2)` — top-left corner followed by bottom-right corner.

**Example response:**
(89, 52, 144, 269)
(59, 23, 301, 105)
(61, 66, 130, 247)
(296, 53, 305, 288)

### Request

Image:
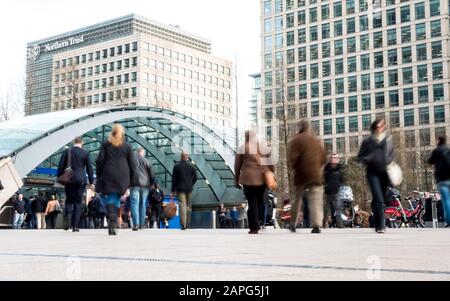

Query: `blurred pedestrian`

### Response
(32, 192, 47, 230)
(45, 195, 60, 229)
(231, 206, 240, 228)
(96, 124, 137, 236)
(13, 194, 26, 230)
(428, 136, 450, 227)
(57, 137, 94, 233)
(234, 130, 274, 235)
(171, 152, 198, 230)
(323, 153, 345, 228)
(130, 147, 155, 231)
(357, 119, 394, 234)
(288, 121, 327, 234)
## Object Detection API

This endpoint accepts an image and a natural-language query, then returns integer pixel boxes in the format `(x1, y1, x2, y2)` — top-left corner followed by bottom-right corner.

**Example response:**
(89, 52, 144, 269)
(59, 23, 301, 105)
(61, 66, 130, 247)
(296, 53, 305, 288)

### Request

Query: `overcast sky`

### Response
(0, 0, 261, 127)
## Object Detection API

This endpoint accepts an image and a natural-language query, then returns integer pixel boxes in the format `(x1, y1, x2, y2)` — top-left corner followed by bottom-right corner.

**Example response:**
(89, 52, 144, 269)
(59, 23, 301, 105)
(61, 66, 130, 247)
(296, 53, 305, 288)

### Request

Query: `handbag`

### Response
(164, 201, 178, 219)
(55, 201, 63, 214)
(57, 149, 73, 185)
(264, 169, 277, 191)
(385, 136, 403, 187)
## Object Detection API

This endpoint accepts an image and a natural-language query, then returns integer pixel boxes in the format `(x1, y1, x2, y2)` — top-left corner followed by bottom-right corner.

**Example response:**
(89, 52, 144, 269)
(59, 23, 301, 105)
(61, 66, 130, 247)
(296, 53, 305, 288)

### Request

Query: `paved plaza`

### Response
(0, 228, 449, 281)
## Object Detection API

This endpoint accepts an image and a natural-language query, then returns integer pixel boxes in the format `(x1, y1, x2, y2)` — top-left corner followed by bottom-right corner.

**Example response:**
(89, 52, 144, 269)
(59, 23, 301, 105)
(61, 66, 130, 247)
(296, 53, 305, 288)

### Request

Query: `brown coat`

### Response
(234, 140, 274, 186)
(288, 133, 326, 187)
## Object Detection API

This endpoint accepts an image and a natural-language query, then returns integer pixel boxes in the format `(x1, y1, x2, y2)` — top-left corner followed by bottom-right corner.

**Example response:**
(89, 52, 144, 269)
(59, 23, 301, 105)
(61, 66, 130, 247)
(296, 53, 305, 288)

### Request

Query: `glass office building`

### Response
(260, 0, 449, 158)
(25, 14, 234, 132)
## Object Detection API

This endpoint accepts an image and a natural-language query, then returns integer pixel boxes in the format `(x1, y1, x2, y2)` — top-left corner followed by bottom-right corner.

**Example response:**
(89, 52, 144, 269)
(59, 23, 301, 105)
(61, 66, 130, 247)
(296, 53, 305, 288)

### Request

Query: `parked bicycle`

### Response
(384, 191, 426, 228)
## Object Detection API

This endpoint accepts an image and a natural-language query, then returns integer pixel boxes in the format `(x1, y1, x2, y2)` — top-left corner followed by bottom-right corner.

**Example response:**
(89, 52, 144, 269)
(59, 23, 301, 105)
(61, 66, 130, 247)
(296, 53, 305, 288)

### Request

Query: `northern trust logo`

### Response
(27, 35, 85, 61)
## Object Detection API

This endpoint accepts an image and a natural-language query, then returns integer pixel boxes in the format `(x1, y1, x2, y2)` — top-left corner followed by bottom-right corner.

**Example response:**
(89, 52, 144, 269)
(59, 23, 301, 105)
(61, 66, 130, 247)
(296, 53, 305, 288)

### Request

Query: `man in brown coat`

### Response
(288, 120, 327, 233)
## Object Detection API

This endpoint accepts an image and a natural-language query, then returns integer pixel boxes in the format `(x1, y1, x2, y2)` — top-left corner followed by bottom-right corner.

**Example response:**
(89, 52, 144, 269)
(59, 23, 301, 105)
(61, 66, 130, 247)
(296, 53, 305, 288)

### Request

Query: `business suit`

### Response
(58, 146, 94, 230)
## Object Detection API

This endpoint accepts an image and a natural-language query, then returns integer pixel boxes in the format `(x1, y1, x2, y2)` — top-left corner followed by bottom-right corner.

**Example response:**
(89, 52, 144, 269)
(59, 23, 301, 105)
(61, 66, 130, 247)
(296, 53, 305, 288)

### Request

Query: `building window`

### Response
(322, 42, 331, 57)
(311, 82, 319, 98)
(336, 78, 344, 94)
(434, 106, 446, 123)
(405, 130, 416, 147)
(311, 101, 319, 117)
(373, 32, 383, 48)
(334, 20, 343, 36)
(416, 44, 427, 61)
(374, 52, 383, 68)
(334, 2, 342, 17)
(361, 74, 371, 91)
(403, 67, 413, 84)
(347, 18, 355, 34)
(415, 2, 425, 20)
(418, 86, 429, 103)
(404, 109, 415, 127)
(375, 72, 384, 89)
(359, 54, 370, 71)
(349, 116, 358, 133)
(389, 70, 398, 86)
(346, 0, 355, 14)
(349, 136, 359, 153)
(323, 80, 332, 96)
(336, 98, 345, 114)
(336, 138, 345, 154)
(375, 93, 385, 109)
(390, 111, 400, 128)
(420, 129, 431, 147)
(322, 61, 331, 77)
(431, 20, 441, 37)
(401, 5, 410, 22)
(417, 65, 428, 82)
(401, 26, 411, 43)
(335, 40, 343, 55)
(416, 23, 426, 40)
(324, 119, 333, 135)
(433, 84, 444, 102)
(321, 5, 329, 20)
(311, 64, 319, 78)
(335, 59, 344, 75)
(362, 94, 371, 111)
(298, 65, 307, 80)
(419, 107, 430, 125)
(322, 23, 330, 39)
(403, 88, 414, 105)
(359, 15, 368, 31)
(402, 47, 412, 63)
(347, 37, 356, 53)
(310, 45, 319, 60)
(310, 7, 318, 23)
(387, 29, 397, 45)
(323, 100, 332, 115)
(298, 47, 306, 62)
(430, 0, 440, 17)
(360, 34, 369, 51)
(336, 118, 345, 134)
(348, 96, 358, 112)
(362, 114, 372, 131)
(433, 63, 443, 80)
(387, 9, 396, 25)
(299, 84, 307, 99)
(390, 91, 399, 107)
(298, 10, 306, 25)
(432, 41, 442, 59)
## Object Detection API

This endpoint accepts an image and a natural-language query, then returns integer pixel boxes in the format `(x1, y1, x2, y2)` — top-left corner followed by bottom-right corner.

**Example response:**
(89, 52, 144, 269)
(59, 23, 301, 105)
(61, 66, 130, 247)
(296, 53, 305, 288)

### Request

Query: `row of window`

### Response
(266, 41, 443, 70)
(265, 107, 447, 133)
(266, 62, 444, 87)
(142, 59, 231, 88)
(265, 69, 445, 101)
(142, 42, 231, 76)
(264, 21, 442, 51)
(265, 0, 440, 31)
(55, 42, 138, 68)
(54, 87, 138, 109)
(140, 88, 231, 116)
(264, 0, 439, 20)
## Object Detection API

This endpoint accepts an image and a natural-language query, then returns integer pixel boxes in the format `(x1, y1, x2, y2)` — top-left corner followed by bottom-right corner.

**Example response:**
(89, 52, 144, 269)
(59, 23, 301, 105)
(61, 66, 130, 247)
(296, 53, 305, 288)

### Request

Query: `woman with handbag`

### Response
(357, 119, 396, 234)
(45, 195, 61, 229)
(234, 130, 274, 235)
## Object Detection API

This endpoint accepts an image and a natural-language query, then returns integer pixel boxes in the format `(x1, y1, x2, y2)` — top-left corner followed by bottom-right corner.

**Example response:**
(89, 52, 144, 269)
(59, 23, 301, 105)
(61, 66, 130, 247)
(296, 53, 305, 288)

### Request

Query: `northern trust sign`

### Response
(27, 35, 85, 61)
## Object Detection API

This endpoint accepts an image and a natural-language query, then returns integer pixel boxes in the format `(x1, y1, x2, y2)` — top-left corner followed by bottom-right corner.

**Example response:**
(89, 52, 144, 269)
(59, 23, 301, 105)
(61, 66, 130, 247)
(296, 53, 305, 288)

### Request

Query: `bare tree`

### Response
(0, 83, 24, 122)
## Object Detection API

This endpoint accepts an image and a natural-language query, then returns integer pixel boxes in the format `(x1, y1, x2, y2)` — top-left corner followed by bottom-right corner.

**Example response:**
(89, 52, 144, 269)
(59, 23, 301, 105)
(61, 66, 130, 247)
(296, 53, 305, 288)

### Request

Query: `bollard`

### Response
(432, 195, 439, 229)
(212, 211, 216, 229)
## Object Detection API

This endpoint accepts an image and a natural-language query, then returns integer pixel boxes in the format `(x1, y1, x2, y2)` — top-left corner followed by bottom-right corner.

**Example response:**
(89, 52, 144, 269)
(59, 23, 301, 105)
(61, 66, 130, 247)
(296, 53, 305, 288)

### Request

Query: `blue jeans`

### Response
(13, 213, 24, 229)
(130, 188, 149, 227)
(103, 194, 121, 209)
(437, 181, 450, 225)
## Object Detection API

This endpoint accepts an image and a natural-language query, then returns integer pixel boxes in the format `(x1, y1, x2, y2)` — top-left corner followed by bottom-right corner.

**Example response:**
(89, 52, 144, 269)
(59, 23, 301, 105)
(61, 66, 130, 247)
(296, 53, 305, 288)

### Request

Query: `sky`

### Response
(0, 0, 261, 128)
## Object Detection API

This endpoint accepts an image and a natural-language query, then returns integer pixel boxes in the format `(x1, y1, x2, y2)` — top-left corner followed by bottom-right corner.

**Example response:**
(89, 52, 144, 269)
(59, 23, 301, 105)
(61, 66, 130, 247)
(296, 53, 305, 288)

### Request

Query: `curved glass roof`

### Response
(0, 108, 103, 157)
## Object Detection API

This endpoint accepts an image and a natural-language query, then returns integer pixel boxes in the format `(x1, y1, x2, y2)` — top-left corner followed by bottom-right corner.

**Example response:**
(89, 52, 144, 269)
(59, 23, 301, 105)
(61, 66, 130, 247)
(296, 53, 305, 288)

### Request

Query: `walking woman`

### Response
(357, 119, 394, 234)
(45, 195, 60, 229)
(96, 124, 137, 236)
(234, 130, 274, 234)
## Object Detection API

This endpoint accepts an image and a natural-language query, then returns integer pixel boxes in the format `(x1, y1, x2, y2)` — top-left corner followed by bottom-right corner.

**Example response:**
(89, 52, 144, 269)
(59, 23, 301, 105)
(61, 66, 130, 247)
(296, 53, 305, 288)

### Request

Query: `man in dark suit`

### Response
(171, 153, 197, 230)
(58, 137, 94, 232)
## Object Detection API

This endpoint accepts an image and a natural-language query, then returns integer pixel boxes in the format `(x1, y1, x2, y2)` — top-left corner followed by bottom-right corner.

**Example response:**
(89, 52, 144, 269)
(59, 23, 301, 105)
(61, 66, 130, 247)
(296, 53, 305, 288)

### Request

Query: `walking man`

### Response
(323, 154, 345, 228)
(171, 153, 198, 230)
(13, 194, 26, 229)
(130, 147, 155, 231)
(57, 137, 94, 232)
(288, 120, 327, 234)
(428, 136, 450, 227)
